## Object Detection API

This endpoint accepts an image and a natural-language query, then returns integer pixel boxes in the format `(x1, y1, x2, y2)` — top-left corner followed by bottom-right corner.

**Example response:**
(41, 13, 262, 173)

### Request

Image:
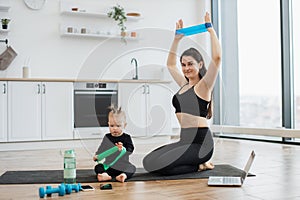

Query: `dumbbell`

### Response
(39, 184, 65, 198)
(61, 183, 81, 194)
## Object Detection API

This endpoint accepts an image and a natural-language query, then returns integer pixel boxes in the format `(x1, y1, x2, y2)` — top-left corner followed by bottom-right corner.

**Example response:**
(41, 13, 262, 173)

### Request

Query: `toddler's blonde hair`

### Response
(108, 105, 126, 125)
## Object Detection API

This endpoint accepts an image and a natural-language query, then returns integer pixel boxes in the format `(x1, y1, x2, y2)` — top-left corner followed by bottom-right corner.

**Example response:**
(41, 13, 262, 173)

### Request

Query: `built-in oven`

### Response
(73, 82, 118, 138)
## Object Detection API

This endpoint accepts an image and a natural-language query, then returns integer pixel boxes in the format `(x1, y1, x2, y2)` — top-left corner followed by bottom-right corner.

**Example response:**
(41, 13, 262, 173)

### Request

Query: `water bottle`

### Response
(64, 149, 76, 184)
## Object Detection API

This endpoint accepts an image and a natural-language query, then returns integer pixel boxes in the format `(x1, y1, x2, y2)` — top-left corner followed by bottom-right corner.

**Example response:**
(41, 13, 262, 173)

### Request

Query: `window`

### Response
(292, 0, 300, 129)
(237, 0, 282, 128)
(214, 0, 282, 140)
(213, 0, 300, 142)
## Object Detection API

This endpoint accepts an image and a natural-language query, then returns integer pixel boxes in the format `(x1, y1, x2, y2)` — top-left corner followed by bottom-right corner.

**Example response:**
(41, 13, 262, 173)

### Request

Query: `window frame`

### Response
(211, 0, 298, 143)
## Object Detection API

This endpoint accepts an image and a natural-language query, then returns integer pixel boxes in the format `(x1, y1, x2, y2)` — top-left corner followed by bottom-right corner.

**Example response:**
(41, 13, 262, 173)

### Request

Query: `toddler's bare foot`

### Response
(116, 173, 127, 183)
(97, 173, 112, 182)
(199, 162, 214, 171)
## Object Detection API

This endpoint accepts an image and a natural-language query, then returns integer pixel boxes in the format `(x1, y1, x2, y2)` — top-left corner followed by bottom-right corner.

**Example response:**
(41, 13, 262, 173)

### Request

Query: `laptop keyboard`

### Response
(223, 177, 241, 184)
(209, 176, 241, 184)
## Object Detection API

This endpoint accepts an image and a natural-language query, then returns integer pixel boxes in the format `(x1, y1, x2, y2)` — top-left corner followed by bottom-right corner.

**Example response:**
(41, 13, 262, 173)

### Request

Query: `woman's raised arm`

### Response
(202, 12, 222, 91)
(167, 19, 188, 87)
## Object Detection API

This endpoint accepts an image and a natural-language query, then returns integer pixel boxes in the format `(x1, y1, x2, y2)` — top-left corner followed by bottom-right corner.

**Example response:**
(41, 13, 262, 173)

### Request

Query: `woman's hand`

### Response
(174, 19, 184, 41)
(205, 12, 213, 32)
(115, 142, 123, 151)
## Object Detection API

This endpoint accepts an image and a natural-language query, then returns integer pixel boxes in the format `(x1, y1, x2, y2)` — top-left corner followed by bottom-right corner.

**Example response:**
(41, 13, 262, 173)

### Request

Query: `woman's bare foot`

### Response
(97, 173, 112, 182)
(116, 173, 127, 183)
(198, 162, 214, 171)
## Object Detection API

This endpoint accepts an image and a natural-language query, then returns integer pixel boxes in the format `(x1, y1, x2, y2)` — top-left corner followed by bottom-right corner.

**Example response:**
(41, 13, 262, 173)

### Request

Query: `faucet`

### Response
(131, 58, 138, 80)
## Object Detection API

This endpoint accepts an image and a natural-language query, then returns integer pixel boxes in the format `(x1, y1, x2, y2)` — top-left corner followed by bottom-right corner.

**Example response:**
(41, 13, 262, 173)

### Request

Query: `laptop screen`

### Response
(242, 150, 255, 179)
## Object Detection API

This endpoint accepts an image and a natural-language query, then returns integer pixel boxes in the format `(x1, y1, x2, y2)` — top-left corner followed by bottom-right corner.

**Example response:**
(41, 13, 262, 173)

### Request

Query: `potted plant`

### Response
(107, 4, 127, 41)
(1, 18, 10, 30)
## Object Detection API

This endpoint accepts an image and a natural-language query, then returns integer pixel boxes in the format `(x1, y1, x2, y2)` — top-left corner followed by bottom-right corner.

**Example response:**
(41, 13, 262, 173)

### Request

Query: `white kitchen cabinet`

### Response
(7, 81, 73, 142)
(8, 81, 42, 141)
(0, 81, 7, 142)
(41, 82, 73, 140)
(118, 83, 172, 137)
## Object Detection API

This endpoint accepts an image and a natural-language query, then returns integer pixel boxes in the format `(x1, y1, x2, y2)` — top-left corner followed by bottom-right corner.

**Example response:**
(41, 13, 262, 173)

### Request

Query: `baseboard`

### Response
(0, 136, 173, 152)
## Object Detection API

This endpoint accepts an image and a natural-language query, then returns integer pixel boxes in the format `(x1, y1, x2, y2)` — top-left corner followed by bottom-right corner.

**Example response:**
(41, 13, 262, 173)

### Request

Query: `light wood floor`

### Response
(0, 136, 300, 200)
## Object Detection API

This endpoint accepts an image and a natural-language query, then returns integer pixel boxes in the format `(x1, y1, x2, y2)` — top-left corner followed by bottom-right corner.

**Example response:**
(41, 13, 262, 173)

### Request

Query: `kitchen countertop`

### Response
(0, 77, 172, 83)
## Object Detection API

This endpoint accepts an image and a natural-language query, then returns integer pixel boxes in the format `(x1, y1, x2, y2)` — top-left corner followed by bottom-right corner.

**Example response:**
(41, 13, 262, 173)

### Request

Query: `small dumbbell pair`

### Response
(62, 183, 81, 194)
(39, 183, 82, 198)
(39, 185, 65, 198)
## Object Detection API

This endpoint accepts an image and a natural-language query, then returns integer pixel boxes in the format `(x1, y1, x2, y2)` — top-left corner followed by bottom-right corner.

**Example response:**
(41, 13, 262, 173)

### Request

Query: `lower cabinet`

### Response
(0, 81, 7, 142)
(118, 82, 172, 137)
(7, 81, 73, 142)
(41, 82, 74, 140)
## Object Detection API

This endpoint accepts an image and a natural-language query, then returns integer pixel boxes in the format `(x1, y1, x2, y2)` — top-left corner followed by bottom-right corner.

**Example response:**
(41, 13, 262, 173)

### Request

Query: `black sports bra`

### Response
(172, 85, 209, 118)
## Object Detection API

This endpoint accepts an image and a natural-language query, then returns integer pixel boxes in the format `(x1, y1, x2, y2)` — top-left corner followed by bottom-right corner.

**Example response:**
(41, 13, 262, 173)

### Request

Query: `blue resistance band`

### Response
(96, 146, 127, 170)
(176, 23, 212, 36)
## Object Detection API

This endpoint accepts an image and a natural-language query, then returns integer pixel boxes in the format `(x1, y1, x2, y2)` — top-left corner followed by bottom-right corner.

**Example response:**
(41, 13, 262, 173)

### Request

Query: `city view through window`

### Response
(293, 0, 300, 129)
(237, 0, 282, 129)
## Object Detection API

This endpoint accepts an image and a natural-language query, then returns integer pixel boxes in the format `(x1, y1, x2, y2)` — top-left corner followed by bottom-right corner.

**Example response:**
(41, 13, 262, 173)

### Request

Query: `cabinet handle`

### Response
(146, 84, 150, 94)
(142, 85, 146, 94)
(3, 83, 6, 94)
(42, 84, 46, 94)
(37, 84, 41, 94)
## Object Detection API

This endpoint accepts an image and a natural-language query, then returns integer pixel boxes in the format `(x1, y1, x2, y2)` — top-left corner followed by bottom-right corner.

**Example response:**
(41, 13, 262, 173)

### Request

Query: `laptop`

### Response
(207, 150, 255, 186)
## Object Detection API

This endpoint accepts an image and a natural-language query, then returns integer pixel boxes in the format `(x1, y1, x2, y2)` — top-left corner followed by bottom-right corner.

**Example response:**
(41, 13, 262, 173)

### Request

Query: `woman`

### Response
(143, 12, 221, 175)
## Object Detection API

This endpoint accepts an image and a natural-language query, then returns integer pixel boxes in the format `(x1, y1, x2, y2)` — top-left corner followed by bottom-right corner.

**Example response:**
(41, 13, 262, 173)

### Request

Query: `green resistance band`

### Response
(96, 146, 127, 170)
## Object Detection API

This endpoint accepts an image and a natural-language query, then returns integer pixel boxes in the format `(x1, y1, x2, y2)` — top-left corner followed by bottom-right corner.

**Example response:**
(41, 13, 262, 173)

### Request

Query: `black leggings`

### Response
(143, 127, 214, 175)
(94, 163, 136, 180)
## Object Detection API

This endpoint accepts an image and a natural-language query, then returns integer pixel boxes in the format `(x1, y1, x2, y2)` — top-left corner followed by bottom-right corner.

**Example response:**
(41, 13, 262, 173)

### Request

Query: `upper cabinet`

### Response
(59, 0, 142, 40)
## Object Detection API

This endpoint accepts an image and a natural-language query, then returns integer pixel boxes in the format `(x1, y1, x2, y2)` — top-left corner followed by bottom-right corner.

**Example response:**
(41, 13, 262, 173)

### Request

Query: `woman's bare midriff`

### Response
(175, 113, 208, 128)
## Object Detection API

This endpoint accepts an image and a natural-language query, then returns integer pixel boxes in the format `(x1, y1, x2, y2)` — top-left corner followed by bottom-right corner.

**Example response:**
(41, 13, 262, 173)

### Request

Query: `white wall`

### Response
(0, 0, 210, 80)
